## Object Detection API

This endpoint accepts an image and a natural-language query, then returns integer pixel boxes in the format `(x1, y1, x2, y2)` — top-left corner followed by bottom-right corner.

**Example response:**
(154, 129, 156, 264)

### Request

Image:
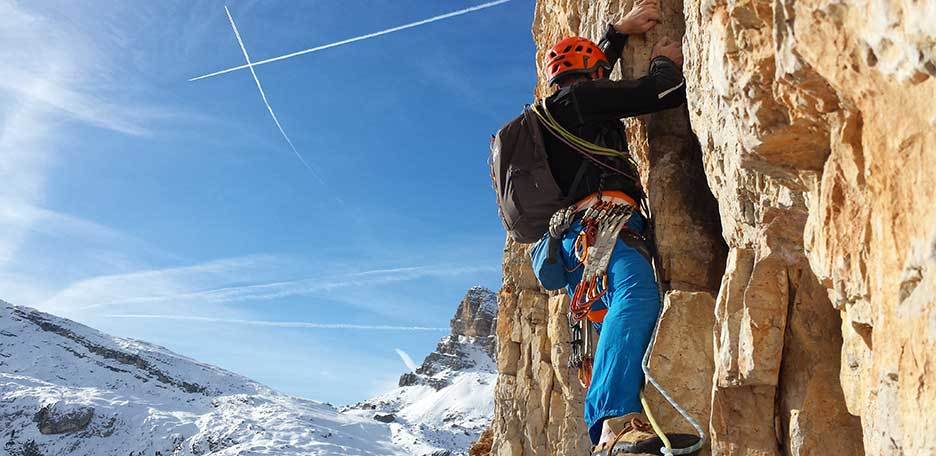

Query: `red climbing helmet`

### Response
(545, 36, 611, 86)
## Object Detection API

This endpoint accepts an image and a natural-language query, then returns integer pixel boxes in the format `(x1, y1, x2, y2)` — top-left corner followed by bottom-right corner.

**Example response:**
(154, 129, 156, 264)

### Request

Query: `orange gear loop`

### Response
(578, 357, 594, 389)
(545, 36, 611, 86)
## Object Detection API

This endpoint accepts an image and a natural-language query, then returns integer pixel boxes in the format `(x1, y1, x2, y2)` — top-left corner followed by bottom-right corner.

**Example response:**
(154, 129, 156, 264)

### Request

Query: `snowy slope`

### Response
(342, 286, 499, 456)
(0, 301, 404, 456)
(0, 286, 498, 456)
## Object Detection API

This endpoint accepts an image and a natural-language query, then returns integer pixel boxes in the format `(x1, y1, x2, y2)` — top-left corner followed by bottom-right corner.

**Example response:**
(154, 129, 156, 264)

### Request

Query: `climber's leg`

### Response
(583, 222, 660, 445)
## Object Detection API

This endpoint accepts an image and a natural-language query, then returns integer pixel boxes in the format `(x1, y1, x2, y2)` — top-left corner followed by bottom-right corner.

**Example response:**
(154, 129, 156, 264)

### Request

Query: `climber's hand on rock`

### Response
(652, 37, 683, 67)
(614, 0, 661, 35)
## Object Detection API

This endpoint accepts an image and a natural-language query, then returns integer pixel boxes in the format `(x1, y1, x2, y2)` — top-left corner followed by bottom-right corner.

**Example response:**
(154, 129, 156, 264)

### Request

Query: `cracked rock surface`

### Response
(488, 0, 934, 455)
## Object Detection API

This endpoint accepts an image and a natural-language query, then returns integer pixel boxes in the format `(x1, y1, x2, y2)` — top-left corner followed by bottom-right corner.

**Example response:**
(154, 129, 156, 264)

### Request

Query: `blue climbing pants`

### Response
(531, 212, 660, 444)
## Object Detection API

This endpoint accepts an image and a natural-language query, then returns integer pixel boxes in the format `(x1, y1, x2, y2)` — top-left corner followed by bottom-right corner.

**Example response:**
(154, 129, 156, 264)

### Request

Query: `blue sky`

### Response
(0, 0, 535, 404)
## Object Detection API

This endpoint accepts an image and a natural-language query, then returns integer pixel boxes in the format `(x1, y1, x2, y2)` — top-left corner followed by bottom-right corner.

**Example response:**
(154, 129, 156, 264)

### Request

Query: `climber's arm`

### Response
(601, 0, 662, 69)
(598, 24, 629, 70)
(568, 55, 686, 119)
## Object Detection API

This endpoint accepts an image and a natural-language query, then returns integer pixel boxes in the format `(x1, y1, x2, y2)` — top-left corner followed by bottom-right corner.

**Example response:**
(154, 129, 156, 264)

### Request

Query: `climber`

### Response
(525, 0, 685, 454)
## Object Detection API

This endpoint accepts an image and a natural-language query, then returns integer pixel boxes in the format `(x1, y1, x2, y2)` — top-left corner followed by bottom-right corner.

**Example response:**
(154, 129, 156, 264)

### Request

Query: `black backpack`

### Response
(489, 107, 573, 243)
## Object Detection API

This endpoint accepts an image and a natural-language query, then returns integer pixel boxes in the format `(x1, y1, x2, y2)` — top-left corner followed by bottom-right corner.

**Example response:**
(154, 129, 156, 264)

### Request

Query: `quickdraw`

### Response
(562, 198, 635, 389)
(568, 317, 595, 388)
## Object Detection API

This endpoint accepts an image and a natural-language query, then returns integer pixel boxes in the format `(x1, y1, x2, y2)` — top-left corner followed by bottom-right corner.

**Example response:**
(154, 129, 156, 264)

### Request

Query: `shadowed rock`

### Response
(33, 402, 94, 435)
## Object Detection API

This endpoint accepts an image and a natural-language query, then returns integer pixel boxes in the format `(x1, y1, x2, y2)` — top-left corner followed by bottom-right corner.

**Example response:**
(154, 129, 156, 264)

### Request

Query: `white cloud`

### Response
(0, 2, 169, 137)
(40, 255, 280, 314)
(0, 2, 202, 274)
(395, 348, 419, 371)
(41, 257, 495, 316)
(102, 314, 448, 332)
(0, 201, 174, 306)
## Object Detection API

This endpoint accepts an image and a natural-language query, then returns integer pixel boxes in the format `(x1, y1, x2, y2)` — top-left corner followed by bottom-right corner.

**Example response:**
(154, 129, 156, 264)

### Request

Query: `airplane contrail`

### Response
(192, 0, 512, 82)
(224, 6, 321, 179)
(105, 314, 449, 331)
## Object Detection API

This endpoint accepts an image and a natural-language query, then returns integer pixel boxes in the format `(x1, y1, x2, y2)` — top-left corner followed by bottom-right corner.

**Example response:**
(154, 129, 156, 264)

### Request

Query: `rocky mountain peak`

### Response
(341, 286, 499, 454)
(450, 286, 497, 339)
(398, 286, 497, 390)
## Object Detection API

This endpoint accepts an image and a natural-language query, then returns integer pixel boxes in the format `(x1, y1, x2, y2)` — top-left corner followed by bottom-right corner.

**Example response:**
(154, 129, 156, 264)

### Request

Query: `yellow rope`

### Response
(641, 390, 673, 453)
(530, 102, 628, 159)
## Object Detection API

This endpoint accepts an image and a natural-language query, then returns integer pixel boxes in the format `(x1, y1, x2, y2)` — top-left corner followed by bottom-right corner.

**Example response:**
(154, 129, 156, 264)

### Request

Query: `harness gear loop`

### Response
(568, 201, 634, 324)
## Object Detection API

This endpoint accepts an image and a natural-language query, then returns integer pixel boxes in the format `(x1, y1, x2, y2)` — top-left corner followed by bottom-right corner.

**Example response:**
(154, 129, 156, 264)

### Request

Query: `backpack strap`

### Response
(521, 106, 549, 162)
(566, 160, 590, 203)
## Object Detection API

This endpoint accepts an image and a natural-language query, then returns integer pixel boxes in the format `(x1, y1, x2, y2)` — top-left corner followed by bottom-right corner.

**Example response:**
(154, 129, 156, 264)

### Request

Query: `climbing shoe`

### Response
(591, 413, 656, 455)
(590, 414, 702, 455)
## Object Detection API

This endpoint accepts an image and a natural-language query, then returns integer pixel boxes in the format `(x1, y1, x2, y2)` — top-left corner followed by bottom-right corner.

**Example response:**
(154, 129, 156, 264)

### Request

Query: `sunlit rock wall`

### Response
(489, 0, 934, 454)
(685, 0, 935, 452)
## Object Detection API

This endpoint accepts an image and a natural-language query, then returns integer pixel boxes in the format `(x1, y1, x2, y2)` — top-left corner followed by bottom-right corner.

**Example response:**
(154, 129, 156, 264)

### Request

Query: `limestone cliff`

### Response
(489, 0, 935, 455)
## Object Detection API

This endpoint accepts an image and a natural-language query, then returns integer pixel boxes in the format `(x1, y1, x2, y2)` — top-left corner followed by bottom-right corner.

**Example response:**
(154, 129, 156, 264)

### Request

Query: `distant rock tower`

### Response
(398, 286, 498, 390)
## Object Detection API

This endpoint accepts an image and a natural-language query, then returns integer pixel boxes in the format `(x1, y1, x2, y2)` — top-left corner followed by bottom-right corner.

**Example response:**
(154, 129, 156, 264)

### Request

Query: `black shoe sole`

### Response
(604, 434, 701, 455)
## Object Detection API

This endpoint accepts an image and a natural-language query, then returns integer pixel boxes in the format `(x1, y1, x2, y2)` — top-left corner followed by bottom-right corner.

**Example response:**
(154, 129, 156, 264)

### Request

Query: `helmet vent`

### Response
(575, 45, 583, 52)
(563, 61, 572, 67)
(586, 47, 593, 54)
(563, 45, 572, 53)
(549, 51, 557, 58)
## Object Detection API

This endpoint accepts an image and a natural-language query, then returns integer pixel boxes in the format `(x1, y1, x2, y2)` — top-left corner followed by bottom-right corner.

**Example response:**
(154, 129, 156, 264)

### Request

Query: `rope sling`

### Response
(531, 100, 706, 456)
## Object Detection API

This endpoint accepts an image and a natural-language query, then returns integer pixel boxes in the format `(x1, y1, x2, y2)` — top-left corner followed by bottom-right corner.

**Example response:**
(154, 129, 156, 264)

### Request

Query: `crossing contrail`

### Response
(105, 314, 449, 331)
(224, 6, 321, 179)
(192, 0, 512, 82)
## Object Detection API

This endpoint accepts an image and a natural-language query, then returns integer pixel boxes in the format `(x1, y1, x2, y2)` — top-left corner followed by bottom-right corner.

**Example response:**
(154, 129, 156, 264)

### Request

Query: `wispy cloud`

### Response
(395, 348, 420, 371)
(41, 255, 281, 313)
(190, 0, 512, 81)
(0, 201, 174, 304)
(135, 264, 495, 306)
(222, 5, 320, 179)
(103, 314, 448, 332)
(0, 2, 203, 276)
(0, 3, 134, 274)
(41, 256, 496, 315)
(2, 203, 160, 253)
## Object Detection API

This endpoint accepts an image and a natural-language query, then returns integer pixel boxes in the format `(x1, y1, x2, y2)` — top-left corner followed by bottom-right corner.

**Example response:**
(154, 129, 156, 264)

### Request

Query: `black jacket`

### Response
(543, 25, 686, 203)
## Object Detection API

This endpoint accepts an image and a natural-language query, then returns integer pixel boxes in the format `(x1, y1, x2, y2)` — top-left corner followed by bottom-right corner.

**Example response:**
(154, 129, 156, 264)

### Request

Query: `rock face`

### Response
(685, 0, 935, 451)
(490, 242, 592, 455)
(489, 0, 935, 455)
(451, 286, 499, 356)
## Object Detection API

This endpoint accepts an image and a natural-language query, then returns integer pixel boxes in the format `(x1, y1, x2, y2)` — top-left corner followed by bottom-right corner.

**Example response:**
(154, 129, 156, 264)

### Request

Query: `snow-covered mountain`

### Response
(343, 286, 498, 455)
(0, 286, 498, 456)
